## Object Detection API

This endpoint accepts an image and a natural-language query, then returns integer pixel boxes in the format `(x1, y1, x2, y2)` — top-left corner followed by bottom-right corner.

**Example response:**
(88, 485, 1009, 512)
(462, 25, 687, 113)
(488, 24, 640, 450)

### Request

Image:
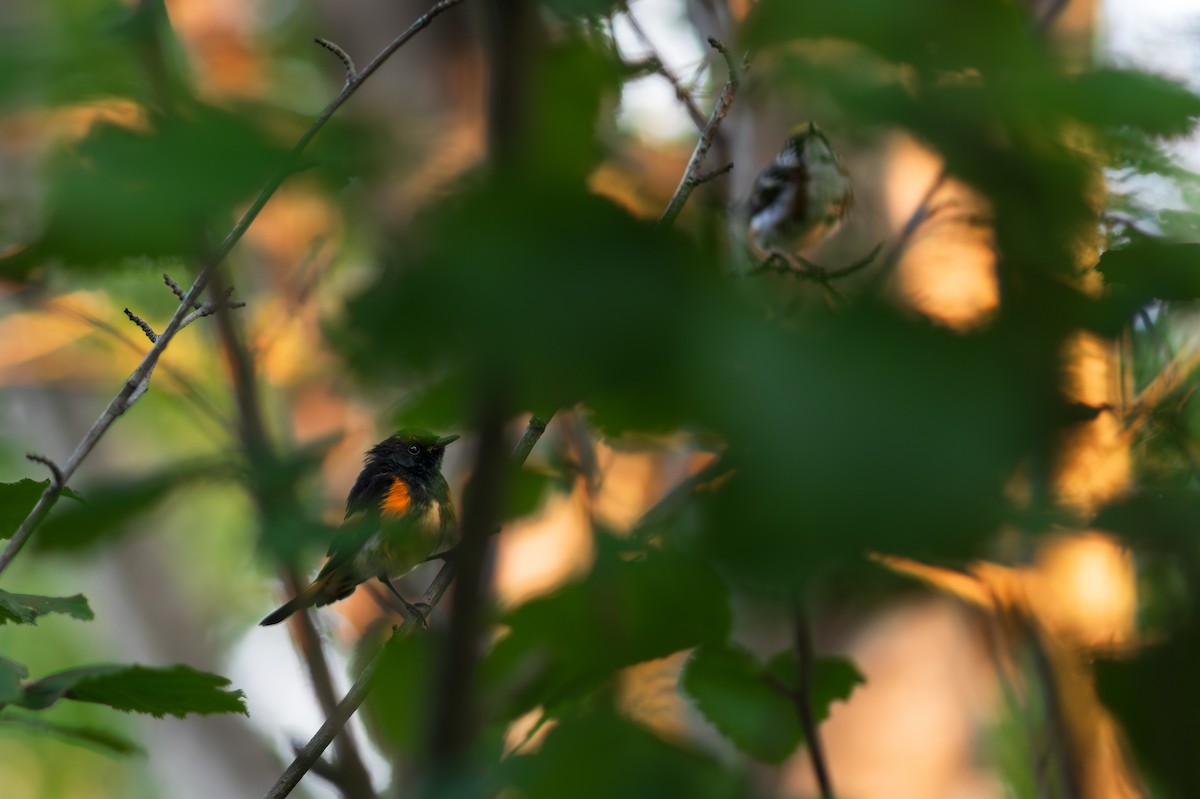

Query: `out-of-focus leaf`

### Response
(681, 643, 801, 763)
(0, 479, 82, 540)
(742, 0, 1039, 73)
(763, 652, 864, 722)
(502, 710, 752, 799)
(0, 713, 143, 756)
(0, 654, 27, 705)
(484, 541, 731, 720)
(1096, 489, 1200, 552)
(682, 644, 864, 764)
(695, 306, 1035, 591)
(1097, 240, 1200, 304)
(0, 3, 153, 111)
(34, 464, 220, 553)
(525, 39, 621, 181)
(541, 0, 623, 18)
(19, 664, 247, 718)
(1066, 70, 1200, 136)
(336, 176, 726, 432)
(0, 590, 93, 625)
(0, 103, 285, 275)
(358, 630, 435, 754)
(1097, 631, 1200, 798)
(503, 467, 557, 521)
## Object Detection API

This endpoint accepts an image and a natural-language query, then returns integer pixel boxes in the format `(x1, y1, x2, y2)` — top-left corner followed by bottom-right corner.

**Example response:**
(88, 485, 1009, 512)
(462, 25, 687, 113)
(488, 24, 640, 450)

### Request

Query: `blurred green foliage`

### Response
(2, 0, 1200, 796)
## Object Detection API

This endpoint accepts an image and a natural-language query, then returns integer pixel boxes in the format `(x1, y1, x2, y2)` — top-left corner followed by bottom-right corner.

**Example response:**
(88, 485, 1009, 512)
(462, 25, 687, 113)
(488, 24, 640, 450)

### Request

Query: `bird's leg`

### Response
(377, 576, 430, 628)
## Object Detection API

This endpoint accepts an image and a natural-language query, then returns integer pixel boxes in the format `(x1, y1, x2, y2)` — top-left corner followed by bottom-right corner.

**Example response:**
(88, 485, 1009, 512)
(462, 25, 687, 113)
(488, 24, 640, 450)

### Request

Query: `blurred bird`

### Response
(260, 430, 459, 627)
(747, 122, 854, 257)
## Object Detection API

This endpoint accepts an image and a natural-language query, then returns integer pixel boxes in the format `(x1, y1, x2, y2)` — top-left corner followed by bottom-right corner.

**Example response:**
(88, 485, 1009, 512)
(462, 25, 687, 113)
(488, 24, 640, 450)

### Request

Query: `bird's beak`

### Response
(436, 434, 460, 447)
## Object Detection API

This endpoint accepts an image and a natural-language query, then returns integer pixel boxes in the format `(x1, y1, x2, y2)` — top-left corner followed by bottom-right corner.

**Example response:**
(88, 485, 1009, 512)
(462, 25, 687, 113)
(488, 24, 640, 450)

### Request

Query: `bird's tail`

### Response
(259, 595, 307, 626)
(258, 575, 340, 623)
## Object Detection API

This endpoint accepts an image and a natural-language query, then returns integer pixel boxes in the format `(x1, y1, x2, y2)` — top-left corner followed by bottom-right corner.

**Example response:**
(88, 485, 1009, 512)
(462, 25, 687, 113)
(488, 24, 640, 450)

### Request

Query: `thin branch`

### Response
(750, 243, 883, 284)
(617, 3, 706, 132)
(0, 266, 213, 577)
(867, 168, 947, 287)
(792, 608, 835, 799)
(24, 453, 63, 489)
(261, 414, 554, 799)
(0, 0, 468, 579)
(163, 273, 200, 308)
(694, 162, 733, 186)
(659, 38, 749, 228)
(314, 38, 357, 83)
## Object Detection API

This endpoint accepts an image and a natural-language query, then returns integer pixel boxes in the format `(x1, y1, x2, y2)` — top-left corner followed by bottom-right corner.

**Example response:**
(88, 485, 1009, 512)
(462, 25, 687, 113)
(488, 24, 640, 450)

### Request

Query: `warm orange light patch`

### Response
(381, 479, 411, 518)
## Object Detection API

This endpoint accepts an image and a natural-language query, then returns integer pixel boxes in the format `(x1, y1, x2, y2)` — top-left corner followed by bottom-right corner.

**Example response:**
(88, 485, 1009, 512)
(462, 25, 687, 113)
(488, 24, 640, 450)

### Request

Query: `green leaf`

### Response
(34, 464, 220, 553)
(681, 643, 802, 763)
(502, 710, 752, 799)
(763, 652, 865, 725)
(696, 307, 1035, 591)
(1097, 240, 1200, 304)
(742, 0, 1038, 73)
(0, 654, 27, 705)
(1067, 70, 1200, 136)
(503, 467, 557, 521)
(0, 590, 93, 625)
(0, 713, 143, 756)
(19, 664, 247, 718)
(0, 103, 285, 274)
(1097, 631, 1200, 798)
(359, 630, 436, 754)
(681, 644, 864, 764)
(542, 0, 623, 19)
(484, 542, 731, 720)
(0, 479, 81, 540)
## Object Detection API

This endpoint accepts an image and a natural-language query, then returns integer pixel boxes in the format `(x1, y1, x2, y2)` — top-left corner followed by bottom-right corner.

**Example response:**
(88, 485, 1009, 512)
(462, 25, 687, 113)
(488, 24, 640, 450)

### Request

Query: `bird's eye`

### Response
(408, 444, 420, 455)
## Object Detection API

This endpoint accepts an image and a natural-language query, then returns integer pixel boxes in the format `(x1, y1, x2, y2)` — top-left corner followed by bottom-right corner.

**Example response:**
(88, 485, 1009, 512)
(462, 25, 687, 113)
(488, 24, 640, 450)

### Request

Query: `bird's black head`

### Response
(367, 430, 459, 479)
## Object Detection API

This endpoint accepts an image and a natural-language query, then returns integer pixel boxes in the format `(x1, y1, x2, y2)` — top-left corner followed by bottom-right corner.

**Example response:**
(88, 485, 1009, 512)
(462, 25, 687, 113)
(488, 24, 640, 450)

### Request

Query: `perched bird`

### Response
(260, 430, 459, 627)
(747, 122, 854, 257)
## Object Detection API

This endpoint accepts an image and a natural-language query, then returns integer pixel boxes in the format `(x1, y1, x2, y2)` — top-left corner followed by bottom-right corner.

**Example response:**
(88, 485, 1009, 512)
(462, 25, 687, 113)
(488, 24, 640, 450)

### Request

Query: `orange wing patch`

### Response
(381, 478, 411, 518)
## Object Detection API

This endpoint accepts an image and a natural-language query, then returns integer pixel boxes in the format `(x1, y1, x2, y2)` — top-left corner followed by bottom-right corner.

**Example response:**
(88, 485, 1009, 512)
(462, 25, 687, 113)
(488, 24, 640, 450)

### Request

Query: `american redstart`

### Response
(260, 430, 459, 627)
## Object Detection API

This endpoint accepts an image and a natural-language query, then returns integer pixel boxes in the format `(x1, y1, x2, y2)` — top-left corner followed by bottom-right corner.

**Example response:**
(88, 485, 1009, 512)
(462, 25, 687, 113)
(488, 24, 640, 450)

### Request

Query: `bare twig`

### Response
(0, 0, 469, 578)
(261, 414, 554, 799)
(617, 3, 706, 132)
(694, 162, 734, 186)
(123, 308, 158, 343)
(24, 453, 63, 489)
(751, 243, 883, 284)
(314, 38, 357, 83)
(163, 273, 199, 308)
(792, 608, 835, 799)
(0, 266, 213, 576)
(659, 38, 749, 228)
(867, 168, 947, 287)
(634, 454, 729, 535)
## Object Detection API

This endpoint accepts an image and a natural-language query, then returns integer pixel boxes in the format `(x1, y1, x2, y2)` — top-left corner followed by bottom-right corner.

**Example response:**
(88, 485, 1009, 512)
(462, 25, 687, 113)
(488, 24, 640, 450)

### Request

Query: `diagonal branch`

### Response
(261, 414, 554, 799)
(0, 0, 469, 580)
(659, 38, 749, 229)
